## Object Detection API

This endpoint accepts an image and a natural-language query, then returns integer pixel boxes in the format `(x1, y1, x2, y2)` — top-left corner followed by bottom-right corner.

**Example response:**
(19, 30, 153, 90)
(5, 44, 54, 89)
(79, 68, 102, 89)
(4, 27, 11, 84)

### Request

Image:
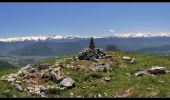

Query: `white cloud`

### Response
(109, 29, 114, 33)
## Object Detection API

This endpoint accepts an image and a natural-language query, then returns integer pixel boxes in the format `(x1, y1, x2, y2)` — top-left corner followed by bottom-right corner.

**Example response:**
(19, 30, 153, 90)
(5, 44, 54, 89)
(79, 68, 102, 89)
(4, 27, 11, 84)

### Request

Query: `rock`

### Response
(135, 70, 145, 76)
(8, 73, 17, 78)
(74, 56, 79, 61)
(104, 92, 108, 96)
(40, 86, 47, 93)
(50, 67, 63, 83)
(7, 78, 16, 83)
(38, 64, 49, 70)
(166, 70, 170, 73)
(29, 68, 36, 73)
(14, 84, 22, 92)
(98, 93, 102, 97)
(46, 85, 51, 89)
(27, 87, 34, 91)
(122, 56, 131, 60)
(130, 58, 136, 64)
(75, 38, 108, 61)
(15, 81, 22, 85)
(19, 64, 31, 71)
(147, 66, 166, 75)
(60, 77, 75, 87)
(70, 92, 74, 96)
(40, 92, 46, 97)
(28, 90, 34, 95)
(104, 76, 111, 82)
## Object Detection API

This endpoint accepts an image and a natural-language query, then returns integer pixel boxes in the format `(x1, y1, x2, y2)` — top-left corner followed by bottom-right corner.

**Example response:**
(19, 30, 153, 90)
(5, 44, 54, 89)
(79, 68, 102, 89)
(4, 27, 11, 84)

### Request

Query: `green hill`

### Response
(1, 51, 170, 97)
(8, 42, 83, 56)
(0, 60, 15, 70)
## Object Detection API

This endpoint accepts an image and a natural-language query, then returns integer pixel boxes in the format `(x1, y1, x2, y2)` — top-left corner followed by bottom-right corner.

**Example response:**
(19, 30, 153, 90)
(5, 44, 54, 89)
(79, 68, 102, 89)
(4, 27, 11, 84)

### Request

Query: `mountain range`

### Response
(0, 32, 170, 57)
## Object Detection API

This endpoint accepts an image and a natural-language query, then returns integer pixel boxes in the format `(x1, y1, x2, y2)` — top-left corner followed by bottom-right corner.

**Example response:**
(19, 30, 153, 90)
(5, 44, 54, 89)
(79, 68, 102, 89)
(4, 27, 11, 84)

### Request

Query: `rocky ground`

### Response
(1, 50, 170, 98)
(0, 51, 115, 97)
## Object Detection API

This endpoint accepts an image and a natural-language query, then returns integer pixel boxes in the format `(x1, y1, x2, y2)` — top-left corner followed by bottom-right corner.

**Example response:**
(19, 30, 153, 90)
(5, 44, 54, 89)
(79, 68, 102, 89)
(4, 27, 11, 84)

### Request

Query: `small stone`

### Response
(15, 81, 22, 85)
(27, 87, 34, 91)
(47, 85, 51, 89)
(14, 84, 22, 92)
(104, 76, 111, 82)
(70, 92, 74, 96)
(98, 93, 102, 97)
(104, 92, 108, 96)
(135, 70, 145, 77)
(40, 86, 47, 92)
(76, 95, 82, 98)
(60, 77, 75, 87)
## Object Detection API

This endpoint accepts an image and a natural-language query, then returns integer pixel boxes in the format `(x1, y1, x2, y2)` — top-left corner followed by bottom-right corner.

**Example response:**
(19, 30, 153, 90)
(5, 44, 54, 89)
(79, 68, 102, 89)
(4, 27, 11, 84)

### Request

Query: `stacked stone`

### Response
(75, 37, 107, 61)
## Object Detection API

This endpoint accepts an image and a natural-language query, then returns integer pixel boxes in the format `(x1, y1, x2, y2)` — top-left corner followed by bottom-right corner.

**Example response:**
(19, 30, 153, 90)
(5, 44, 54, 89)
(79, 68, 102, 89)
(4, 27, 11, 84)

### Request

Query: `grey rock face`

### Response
(14, 84, 22, 92)
(60, 77, 75, 87)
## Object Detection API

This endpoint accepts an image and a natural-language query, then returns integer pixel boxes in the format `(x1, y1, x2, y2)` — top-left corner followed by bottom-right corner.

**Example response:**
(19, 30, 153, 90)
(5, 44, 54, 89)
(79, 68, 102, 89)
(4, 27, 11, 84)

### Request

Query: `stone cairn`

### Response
(74, 37, 111, 61)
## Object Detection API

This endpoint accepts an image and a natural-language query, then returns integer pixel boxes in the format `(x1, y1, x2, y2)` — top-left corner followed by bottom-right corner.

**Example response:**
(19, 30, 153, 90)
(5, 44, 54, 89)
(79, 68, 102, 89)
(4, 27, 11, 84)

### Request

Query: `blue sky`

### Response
(0, 2, 170, 38)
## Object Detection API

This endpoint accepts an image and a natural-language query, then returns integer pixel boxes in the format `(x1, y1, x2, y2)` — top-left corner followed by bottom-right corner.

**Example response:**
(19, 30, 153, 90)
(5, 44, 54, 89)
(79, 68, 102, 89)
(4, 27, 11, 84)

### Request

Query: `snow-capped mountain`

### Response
(0, 35, 91, 42)
(113, 32, 170, 38)
(1, 32, 170, 42)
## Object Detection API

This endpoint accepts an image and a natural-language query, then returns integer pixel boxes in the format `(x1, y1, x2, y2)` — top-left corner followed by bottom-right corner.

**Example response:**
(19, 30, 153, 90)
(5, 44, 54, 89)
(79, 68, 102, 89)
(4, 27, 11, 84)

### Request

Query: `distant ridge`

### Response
(1, 32, 170, 42)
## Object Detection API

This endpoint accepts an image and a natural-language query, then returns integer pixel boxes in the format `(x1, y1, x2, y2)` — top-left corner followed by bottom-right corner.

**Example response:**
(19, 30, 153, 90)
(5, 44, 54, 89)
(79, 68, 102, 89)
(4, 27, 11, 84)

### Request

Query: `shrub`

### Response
(105, 44, 120, 51)
(48, 88, 62, 95)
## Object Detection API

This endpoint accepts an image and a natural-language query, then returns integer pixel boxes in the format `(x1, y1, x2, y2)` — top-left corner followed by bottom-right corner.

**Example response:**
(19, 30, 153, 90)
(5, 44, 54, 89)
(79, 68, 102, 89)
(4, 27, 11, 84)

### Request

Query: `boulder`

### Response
(60, 77, 75, 87)
(147, 66, 166, 75)
(130, 58, 136, 64)
(122, 56, 131, 60)
(50, 67, 63, 83)
(14, 84, 22, 92)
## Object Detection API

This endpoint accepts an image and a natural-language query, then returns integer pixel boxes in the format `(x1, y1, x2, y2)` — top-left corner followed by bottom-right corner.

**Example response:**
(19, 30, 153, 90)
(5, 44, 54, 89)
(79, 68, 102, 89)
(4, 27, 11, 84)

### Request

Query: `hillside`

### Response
(8, 42, 83, 56)
(1, 51, 170, 97)
(0, 60, 15, 70)
(136, 45, 170, 56)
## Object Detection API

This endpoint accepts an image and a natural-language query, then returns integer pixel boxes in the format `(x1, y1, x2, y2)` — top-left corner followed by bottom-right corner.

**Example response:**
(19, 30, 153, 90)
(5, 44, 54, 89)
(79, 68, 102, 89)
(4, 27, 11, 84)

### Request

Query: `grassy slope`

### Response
(1, 51, 170, 97)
